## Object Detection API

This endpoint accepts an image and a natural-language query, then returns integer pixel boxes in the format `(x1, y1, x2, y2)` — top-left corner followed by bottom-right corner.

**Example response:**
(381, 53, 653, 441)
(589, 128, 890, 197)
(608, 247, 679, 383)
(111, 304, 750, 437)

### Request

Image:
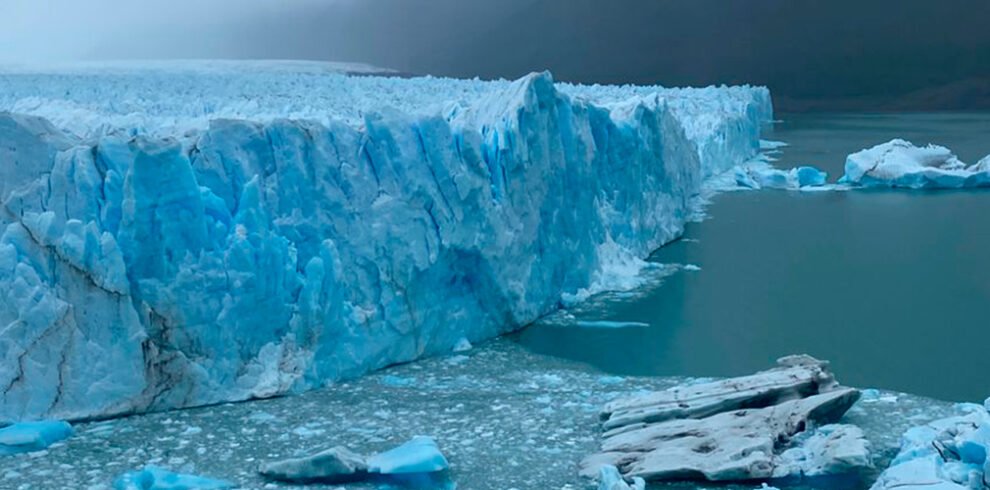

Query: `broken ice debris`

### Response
(841, 139, 990, 189)
(0, 420, 73, 455)
(260, 435, 449, 485)
(871, 401, 990, 490)
(775, 424, 872, 478)
(581, 355, 870, 483)
(598, 464, 646, 490)
(735, 165, 829, 190)
(113, 466, 235, 490)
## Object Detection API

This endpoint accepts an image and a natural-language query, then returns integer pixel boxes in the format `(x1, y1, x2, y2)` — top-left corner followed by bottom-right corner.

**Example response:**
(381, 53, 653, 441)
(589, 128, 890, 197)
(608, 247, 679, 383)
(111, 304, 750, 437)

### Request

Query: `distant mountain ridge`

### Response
(775, 77, 990, 113)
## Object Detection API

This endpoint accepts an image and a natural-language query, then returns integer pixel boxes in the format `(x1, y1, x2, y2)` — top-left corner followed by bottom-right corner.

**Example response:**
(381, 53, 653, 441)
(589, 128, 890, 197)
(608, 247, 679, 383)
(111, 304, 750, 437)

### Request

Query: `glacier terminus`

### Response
(0, 61, 772, 421)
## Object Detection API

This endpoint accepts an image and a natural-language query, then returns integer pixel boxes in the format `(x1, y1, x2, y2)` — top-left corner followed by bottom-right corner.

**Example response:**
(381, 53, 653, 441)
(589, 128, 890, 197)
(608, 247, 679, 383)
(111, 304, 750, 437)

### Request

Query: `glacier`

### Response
(0, 61, 771, 421)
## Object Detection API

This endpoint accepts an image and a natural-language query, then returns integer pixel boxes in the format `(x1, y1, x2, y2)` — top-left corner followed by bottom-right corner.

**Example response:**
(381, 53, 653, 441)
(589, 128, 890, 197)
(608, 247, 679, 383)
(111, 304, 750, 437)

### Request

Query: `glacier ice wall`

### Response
(0, 64, 770, 420)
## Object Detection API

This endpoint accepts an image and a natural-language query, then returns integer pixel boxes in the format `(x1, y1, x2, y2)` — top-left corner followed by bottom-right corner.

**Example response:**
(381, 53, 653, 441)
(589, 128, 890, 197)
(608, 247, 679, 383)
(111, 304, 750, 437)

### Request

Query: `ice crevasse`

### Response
(0, 63, 771, 420)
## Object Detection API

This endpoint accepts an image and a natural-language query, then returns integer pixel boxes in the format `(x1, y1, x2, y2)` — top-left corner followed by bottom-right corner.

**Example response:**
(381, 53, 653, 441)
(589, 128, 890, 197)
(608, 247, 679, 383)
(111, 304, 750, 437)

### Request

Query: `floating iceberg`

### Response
(840, 139, 990, 189)
(367, 436, 449, 475)
(259, 435, 448, 485)
(583, 356, 870, 483)
(113, 466, 235, 490)
(0, 420, 73, 455)
(0, 62, 770, 420)
(871, 402, 990, 490)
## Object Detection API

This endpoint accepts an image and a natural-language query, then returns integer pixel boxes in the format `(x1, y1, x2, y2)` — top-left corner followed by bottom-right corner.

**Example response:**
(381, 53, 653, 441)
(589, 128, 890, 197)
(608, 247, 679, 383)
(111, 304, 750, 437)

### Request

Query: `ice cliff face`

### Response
(0, 62, 771, 421)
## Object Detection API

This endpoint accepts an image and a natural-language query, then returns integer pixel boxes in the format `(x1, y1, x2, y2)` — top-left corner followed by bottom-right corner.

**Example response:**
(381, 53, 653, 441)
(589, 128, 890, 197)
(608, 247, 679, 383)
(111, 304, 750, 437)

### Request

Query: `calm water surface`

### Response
(517, 113, 990, 403)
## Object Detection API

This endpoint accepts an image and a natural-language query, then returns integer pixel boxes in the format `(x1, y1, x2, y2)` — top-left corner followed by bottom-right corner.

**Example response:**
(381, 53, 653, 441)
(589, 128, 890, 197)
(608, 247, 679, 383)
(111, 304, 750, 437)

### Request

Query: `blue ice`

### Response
(0, 420, 73, 455)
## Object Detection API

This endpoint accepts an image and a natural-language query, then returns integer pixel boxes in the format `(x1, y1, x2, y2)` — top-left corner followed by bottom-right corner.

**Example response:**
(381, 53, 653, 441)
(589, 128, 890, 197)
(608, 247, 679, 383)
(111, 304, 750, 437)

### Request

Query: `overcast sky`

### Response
(0, 0, 335, 62)
(3, 0, 989, 109)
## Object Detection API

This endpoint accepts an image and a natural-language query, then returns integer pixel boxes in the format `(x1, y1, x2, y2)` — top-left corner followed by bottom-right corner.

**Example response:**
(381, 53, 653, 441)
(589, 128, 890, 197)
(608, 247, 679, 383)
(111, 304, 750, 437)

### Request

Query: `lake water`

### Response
(517, 113, 990, 403)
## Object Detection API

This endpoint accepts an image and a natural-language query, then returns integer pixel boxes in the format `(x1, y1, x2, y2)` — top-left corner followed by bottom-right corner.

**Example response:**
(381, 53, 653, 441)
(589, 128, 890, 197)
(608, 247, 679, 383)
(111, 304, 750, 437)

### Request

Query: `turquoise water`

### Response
(517, 113, 990, 403)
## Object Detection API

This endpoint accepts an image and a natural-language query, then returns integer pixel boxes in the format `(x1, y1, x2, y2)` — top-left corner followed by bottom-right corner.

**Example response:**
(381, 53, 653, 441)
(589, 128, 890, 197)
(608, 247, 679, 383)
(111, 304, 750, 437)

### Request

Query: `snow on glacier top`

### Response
(0, 59, 769, 140)
(0, 59, 395, 76)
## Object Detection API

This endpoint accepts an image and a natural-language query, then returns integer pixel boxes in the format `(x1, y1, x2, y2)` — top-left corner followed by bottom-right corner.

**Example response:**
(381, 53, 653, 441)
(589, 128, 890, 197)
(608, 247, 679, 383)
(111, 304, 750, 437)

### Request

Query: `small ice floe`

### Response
(841, 139, 990, 189)
(597, 464, 645, 490)
(581, 355, 871, 484)
(379, 375, 415, 388)
(291, 426, 326, 438)
(367, 436, 449, 474)
(0, 420, 73, 456)
(872, 402, 990, 489)
(735, 164, 830, 190)
(259, 435, 449, 486)
(452, 337, 473, 353)
(574, 320, 650, 329)
(857, 389, 899, 404)
(113, 466, 235, 490)
(760, 140, 790, 151)
(682, 264, 702, 272)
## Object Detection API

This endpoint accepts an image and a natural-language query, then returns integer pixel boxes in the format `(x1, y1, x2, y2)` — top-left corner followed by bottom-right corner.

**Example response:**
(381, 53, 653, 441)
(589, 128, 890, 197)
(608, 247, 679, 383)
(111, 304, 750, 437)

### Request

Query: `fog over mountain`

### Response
(3, 0, 989, 110)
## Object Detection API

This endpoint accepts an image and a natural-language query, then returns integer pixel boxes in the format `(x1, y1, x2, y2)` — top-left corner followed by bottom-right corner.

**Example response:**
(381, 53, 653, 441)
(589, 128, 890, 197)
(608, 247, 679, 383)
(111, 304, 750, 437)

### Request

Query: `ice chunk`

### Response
(734, 166, 762, 189)
(452, 338, 473, 353)
(795, 166, 828, 187)
(841, 139, 990, 189)
(760, 140, 789, 151)
(871, 403, 990, 489)
(755, 167, 794, 189)
(367, 436, 449, 475)
(112, 466, 235, 490)
(735, 164, 829, 190)
(598, 465, 646, 490)
(259, 446, 368, 483)
(260, 436, 449, 486)
(583, 356, 869, 483)
(775, 424, 872, 477)
(0, 420, 73, 455)
(598, 355, 840, 431)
